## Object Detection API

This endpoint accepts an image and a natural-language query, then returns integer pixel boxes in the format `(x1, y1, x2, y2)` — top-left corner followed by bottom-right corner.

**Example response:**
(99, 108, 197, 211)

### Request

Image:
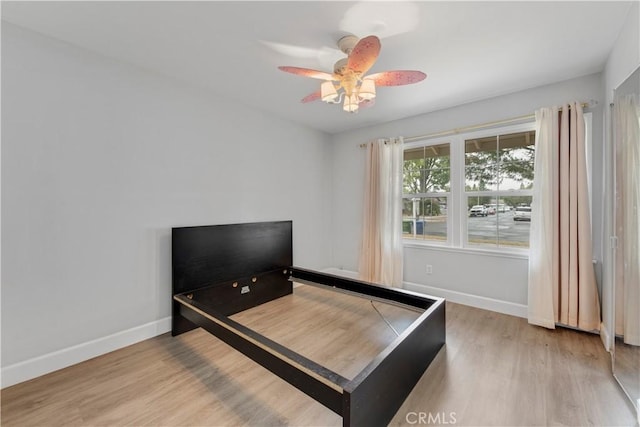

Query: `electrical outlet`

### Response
(426, 264, 433, 274)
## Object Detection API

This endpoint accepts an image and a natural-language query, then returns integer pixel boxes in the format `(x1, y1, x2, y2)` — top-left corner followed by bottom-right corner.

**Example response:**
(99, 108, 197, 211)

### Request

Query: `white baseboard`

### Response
(320, 268, 528, 319)
(1, 317, 171, 389)
(403, 281, 528, 318)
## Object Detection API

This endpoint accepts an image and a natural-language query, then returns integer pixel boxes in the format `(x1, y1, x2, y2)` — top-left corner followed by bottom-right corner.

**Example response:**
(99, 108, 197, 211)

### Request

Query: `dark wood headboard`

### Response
(171, 220, 293, 335)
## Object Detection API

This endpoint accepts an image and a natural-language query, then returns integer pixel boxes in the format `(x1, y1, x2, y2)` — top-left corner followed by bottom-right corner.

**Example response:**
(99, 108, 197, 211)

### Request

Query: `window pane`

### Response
(465, 137, 498, 191)
(467, 196, 533, 248)
(467, 196, 498, 246)
(465, 165, 498, 191)
(404, 143, 450, 194)
(498, 131, 535, 161)
(403, 147, 424, 193)
(403, 197, 447, 242)
(498, 131, 535, 191)
(499, 161, 534, 190)
(501, 196, 533, 248)
(465, 136, 498, 165)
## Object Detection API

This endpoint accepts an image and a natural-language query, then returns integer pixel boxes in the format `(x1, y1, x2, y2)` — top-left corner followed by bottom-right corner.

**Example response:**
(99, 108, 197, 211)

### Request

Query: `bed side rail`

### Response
(289, 267, 439, 310)
(174, 294, 348, 415)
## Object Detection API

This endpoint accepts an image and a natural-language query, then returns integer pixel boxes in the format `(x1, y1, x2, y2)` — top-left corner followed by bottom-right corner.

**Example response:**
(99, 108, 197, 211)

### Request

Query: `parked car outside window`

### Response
(513, 206, 531, 221)
(469, 205, 487, 217)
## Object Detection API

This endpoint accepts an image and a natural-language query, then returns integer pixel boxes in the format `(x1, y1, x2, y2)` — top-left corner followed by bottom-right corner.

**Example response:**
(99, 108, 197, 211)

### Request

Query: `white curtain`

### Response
(359, 137, 404, 287)
(614, 94, 640, 346)
(528, 102, 601, 331)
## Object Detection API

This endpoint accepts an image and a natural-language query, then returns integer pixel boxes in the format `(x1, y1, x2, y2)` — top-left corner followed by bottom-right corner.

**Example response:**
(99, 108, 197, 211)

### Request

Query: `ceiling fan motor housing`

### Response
(337, 35, 359, 55)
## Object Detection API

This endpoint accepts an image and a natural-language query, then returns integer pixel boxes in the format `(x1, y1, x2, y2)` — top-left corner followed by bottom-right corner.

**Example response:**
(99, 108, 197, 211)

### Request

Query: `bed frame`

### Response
(172, 220, 445, 427)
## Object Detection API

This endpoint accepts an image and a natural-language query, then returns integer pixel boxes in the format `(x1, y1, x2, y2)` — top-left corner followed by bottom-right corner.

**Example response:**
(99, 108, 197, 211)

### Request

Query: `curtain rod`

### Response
(359, 100, 594, 147)
(404, 101, 594, 143)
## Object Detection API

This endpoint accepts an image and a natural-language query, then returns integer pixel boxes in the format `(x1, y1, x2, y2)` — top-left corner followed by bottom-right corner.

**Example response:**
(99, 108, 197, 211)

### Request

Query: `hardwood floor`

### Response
(614, 337, 640, 410)
(2, 284, 637, 426)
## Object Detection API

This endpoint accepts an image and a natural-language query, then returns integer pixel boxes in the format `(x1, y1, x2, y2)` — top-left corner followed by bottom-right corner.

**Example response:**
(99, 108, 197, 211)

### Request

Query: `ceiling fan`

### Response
(278, 35, 426, 113)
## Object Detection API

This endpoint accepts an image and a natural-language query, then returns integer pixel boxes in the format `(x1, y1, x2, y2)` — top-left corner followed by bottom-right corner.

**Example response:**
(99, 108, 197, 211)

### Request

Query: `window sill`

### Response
(402, 240, 529, 260)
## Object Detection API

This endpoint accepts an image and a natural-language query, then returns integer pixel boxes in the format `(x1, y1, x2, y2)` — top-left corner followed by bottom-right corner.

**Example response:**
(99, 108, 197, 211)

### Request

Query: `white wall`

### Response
(604, 2, 640, 99)
(601, 2, 640, 350)
(1, 23, 333, 386)
(330, 73, 605, 314)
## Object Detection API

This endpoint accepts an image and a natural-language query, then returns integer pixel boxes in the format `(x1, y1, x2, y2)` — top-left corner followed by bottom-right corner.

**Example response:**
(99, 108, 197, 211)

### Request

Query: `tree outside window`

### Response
(403, 143, 450, 242)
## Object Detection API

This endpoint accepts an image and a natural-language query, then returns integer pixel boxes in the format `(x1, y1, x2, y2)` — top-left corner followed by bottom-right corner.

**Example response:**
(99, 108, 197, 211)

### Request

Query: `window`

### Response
(464, 130, 534, 248)
(403, 143, 450, 242)
(402, 122, 537, 251)
(402, 114, 592, 253)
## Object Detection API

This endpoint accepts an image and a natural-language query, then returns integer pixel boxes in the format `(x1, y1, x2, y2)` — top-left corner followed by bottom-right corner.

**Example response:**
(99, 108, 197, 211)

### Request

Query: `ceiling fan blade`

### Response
(278, 66, 335, 80)
(365, 70, 427, 86)
(261, 41, 336, 59)
(261, 41, 343, 70)
(347, 35, 381, 75)
(301, 91, 321, 103)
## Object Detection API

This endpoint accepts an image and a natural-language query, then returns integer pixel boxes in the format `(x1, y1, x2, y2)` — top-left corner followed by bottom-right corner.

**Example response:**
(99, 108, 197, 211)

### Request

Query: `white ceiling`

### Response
(1, 1, 633, 134)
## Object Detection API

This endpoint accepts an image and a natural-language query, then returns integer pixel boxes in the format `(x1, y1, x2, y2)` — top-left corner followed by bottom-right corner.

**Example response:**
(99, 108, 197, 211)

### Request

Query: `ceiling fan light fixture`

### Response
(321, 81, 338, 103)
(279, 34, 426, 114)
(358, 78, 376, 100)
(343, 93, 359, 113)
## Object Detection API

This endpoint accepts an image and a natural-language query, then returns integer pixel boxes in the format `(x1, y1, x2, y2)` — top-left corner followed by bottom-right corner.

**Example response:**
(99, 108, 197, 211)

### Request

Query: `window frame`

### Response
(402, 138, 454, 246)
(461, 124, 536, 251)
(403, 121, 538, 254)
